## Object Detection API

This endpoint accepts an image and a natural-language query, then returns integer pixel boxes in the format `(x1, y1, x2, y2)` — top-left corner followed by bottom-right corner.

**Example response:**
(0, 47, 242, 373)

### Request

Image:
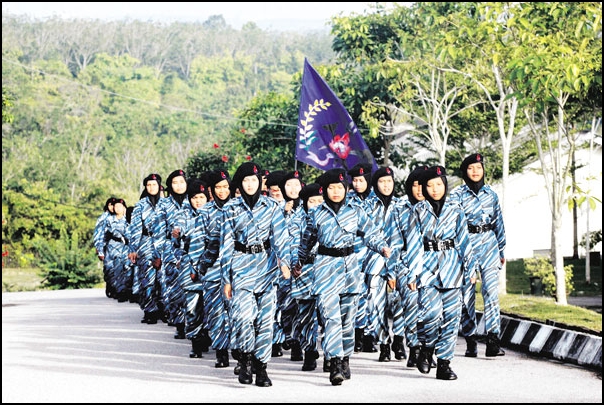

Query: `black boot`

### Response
(238, 352, 253, 385)
(189, 338, 203, 358)
(362, 334, 377, 353)
(323, 356, 331, 372)
(379, 343, 391, 362)
(173, 323, 186, 339)
(200, 329, 211, 352)
(486, 332, 505, 357)
(354, 328, 364, 353)
(392, 335, 407, 360)
(302, 350, 319, 371)
(407, 346, 420, 368)
(232, 349, 241, 374)
(436, 358, 458, 380)
(290, 339, 303, 361)
(271, 343, 283, 357)
(465, 335, 478, 357)
(341, 356, 351, 380)
(215, 349, 229, 368)
(254, 357, 272, 387)
(329, 357, 344, 386)
(417, 345, 435, 374)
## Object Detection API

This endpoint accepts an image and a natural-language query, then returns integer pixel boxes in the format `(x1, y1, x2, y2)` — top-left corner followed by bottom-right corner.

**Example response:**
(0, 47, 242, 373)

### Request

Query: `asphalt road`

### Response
(2, 288, 602, 403)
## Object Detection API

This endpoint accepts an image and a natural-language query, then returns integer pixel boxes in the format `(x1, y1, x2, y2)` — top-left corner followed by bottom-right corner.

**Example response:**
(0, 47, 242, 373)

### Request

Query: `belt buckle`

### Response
(437, 241, 446, 251)
(250, 245, 261, 254)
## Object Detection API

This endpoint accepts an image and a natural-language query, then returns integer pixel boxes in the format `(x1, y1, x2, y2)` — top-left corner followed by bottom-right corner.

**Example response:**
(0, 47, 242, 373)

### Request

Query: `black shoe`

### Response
(290, 340, 303, 361)
(141, 311, 158, 324)
(189, 339, 203, 358)
(238, 353, 253, 385)
(362, 335, 378, 353)
(341, 356, 351, 380)
(323, 357, 331, 372)
(392, 335, 407, 360)
(271, 343, 283, 357)
(407, 346, 420, 368)
(282, 340, 291, 350)
(173, 323, 185, 339)
(254, 359, 272, 387)
(215, 349, 230, 368)
(417, 345, 434, 374)
(329, 357, 344, 386)
(379, 344, 391, 362)
(234, 359, 242, 375)
(436, 358, 458, 380)
(486, 332, 505, 357)
(302, 350, 319, 371)
(465, 336, 478, 357)
(354, 328, 364, 353)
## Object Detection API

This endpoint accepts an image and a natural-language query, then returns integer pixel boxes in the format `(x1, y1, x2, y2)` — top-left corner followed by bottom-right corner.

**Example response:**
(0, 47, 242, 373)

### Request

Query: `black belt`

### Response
(468, 223, 493, 233)
(235, 240, 270, 254)
(302, 254, 316, 265)
(318, 245, 354, 257)
(142, 227, 150, 236)
(423, 239, 455, 252)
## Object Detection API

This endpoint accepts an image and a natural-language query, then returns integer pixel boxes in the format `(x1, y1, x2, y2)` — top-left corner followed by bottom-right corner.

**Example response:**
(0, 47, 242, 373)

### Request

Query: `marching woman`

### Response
(128, 174, 163, 324)
(187, 169, 234, 366)
(386, 165, 428, 367)
(449, 153, 506, 358)
(151, 169, 193, 338)
(104, 198, 131, 302)
(221, 162, 292, 387)
(94, 197, 116, 298)
(289, 182, 323, 371)
(295, 168, 390, 386)
(406, 165, 478, 380)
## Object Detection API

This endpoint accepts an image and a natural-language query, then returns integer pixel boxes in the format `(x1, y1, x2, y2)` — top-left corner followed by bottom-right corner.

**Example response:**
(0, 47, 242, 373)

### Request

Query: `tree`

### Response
(509, 2, 602, 304)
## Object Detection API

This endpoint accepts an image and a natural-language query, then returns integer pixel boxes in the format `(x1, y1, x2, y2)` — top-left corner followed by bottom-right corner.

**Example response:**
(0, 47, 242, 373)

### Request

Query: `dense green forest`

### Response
(2, 3, 601, 292)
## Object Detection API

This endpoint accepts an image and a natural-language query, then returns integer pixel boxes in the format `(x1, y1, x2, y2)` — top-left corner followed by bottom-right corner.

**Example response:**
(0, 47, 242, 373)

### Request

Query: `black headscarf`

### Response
(404, 165, 429, 205)
(347, 163, 373, 200)
(166, 169, 187, 207)
(207, 169, 231, 209)
(142, 173, 162, 207)
(317, 168, 348, 214)
(421, 165, 448, 217)
(371, 166, 395, 211)
(279, 170, 303, 211)
(232, 162, 262, 209)
(299, 183, 323, 213)
(461, 153, 485, 195)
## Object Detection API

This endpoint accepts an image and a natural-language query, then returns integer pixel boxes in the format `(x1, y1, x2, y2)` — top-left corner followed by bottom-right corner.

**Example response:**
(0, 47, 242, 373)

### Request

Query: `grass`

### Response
(2, 257, 602, 333)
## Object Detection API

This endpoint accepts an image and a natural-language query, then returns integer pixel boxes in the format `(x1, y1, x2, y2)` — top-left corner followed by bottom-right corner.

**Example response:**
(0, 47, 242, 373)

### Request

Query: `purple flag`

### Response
(296, 58, 377, 172)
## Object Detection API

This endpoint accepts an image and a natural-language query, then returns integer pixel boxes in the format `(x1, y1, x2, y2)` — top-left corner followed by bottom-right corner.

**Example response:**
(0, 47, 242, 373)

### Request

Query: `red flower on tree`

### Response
(221, 155, 229, 163)
(329, 132, 352, 160)
(240, 128, 246, 134)
(213, 143, 220, 149)
(246, 155, 252, 161)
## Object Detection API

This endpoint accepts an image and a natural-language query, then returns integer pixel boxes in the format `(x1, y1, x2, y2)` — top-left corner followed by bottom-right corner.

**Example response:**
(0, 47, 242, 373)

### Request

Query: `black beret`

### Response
(187, 178, 210, 201)
(299, 182, 323, 202)
(421, 165, 447, 185)
(232, 162, 261, 188)
(265, 169, 288, 187)
(143, 173, 162, 187)
(348, 163, 373, 178)
(371, 166, 394, 189)
(460, 153, 485, 172)
(206, 169, 230, 188)
(317, 168, 348, 189)
(279, 170, 302, 191)
(404, 165, 429, 196)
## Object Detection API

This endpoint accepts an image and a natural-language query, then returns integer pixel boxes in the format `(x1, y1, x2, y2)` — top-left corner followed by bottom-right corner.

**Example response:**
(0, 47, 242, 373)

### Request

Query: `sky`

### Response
(2, 2, 393, 31)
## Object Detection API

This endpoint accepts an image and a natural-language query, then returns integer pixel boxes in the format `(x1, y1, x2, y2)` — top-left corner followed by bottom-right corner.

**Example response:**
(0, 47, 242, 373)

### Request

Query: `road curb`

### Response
(474, 312, 602, 372)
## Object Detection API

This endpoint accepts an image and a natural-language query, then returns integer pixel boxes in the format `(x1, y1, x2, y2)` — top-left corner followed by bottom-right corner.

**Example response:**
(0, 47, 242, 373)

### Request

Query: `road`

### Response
(2, 288, 602, 403)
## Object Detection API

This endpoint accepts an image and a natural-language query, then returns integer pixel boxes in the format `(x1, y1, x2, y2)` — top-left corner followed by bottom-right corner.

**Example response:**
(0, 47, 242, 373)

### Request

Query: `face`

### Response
(411, 181, 424, 201)
(326, 183, 346, 203)
(213, 180, 230, 201)
(190, 193, 207, 209)
(146, 180, 160, 196)
(171, 176, 187, 195)
(467, 162, 484, 182)
(426, 177, 446, 201)
(377, 176, 394, 196)
(113, 202, 126, 217)
(352, 176, 368, 193)
(284, 178, 302, 200)
(269, 185, 284, 201)
(241, 175, 260, 196)
(107, 202, 115, 213)
(307, 195, 323, 210)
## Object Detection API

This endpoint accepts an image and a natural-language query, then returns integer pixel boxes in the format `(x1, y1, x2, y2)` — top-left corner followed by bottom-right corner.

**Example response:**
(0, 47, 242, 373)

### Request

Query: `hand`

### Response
(381, 246, 391, 259)
(172, 227, 181, 239)
(224, 283, 232, 300)
(128, 252, 137, 263)
(407, 281, 417, 291)
(501, 257, 506, 265)
(190, 270, 198, 282)
(284, 200, 294, 213)
(152, 257, 162, 270)
(387, 278, 396, 290)
(98, 255, 105, 261)
(281, 264, 291, 280)
(291, 263, 302, 279)
(470, 276, 477, 285)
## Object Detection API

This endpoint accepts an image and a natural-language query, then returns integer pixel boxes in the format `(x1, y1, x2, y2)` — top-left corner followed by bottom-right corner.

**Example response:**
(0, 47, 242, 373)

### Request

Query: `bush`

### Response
(523, 257, 574, 297)
(33, 228, 101, 290)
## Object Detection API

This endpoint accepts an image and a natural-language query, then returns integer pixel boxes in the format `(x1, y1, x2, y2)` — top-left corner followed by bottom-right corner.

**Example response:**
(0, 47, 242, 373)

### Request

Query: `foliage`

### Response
(2, 85, 14, 124)
(523, 257, 574, 297)
(580, 229, 602, 249)
(33, 228, 101, 290)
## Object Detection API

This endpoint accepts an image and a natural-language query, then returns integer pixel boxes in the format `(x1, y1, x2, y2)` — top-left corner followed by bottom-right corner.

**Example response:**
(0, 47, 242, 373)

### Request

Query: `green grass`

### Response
(2, 257, 602, 333)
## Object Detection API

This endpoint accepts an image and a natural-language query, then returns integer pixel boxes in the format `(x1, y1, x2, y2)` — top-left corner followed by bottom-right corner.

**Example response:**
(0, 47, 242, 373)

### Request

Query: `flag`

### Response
(296, 58, 377, 172)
